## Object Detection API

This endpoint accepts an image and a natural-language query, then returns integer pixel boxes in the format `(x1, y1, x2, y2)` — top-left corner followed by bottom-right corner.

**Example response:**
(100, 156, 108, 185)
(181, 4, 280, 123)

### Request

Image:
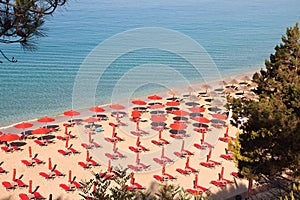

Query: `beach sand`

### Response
(0, 74, 254, 200)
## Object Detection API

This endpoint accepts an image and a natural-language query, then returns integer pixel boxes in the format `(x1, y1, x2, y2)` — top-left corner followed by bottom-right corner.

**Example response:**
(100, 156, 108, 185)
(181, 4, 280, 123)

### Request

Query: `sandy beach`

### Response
(0, 74, 255, 200)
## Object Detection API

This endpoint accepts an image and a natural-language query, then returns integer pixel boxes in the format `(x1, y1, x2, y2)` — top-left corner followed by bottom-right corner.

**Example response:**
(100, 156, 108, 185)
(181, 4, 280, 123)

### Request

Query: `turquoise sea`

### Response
(0, 0, 299, 127)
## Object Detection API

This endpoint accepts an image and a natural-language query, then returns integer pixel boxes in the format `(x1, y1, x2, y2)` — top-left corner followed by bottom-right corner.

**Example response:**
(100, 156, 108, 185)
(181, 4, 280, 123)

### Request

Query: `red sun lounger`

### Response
(33, 191, 45, 199)
(151, 140, 163, 146)
(208, 160, 221, 166)
(68, 147, 80, 154)
(59, 183, 75, 192)
(174, 151, 186, 158)
(153, 158, 164, 165)
(78, 162, 90, 169)
(16, 179, 28, 187)
(58, 149, 71, 156)
(19, 194, 30, 200)
(176, 168, 190, 175)
(1, 146, 13, 152)
(231, 172, 240, 179)
(211, 180, 226, 187)
(220, 154, 233, 160)
(0, 166, 7, 173)
(105, 153, 117, 159)
(53, 169, 64, 176)
(128, 165, 141, 171)
(39, 172, 54, 179)
(71, 181, 82, 188)
(200, 162, 215, 168)
(153, 175, 164, 182)
(32, 158, 44, 164)
(87, 159, 100, 166)
(81, 143, 93, 149)
(34, 140, 47, 146)
(2, 181, 16, 190)
(187, 189, 202, 195)
(21, 160, 34, 167)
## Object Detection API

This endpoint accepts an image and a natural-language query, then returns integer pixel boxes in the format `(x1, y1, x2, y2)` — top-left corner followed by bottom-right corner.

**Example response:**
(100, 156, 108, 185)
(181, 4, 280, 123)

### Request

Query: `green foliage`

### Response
(79, 167, 210, 200)
(0, 0, 67, 62)
(228, 22, 300, 182)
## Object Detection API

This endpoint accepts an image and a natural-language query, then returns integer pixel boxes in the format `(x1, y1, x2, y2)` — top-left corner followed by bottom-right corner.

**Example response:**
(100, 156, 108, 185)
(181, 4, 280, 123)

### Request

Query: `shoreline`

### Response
(0, 68, 260, 131)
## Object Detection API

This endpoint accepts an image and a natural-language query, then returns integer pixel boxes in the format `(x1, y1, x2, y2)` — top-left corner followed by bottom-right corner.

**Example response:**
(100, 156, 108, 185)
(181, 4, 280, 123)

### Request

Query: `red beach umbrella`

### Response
(172, 110, 189, 116)
(37, 116, 55, 128)
(31, 127, 51, 135)
(12, 168, 16, 181)
(83, 117, 98, 123)
(193, 117, 210, 124)
(212, 113, 227, 120)
(148, 94, 162, 101)
(37, 116, 55, 123)
(89, 106, 105, 113)
(109, 104, 125, 110)
(64, 110, 80, 117)
(189, 106, 205, 113)
(14, 122, 33, 129)
(131, 110, 141, 118)
(166, 101, 180, 107)
(29, 180, 32, 193)
(132, 99, 147, 106)
(149, 104, 165, 109)
(170, 122, 187, 130)
(150, 115, 167, 122)
(48, 158, 52, 171)
(0, 133, 20, 142)
(29, 146, 32, 158)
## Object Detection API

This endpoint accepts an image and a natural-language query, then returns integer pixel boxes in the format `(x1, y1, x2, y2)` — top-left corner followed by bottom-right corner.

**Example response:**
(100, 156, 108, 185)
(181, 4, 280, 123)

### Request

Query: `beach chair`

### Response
(68, 147, 80, 154)
(32, 157, 44, 164)
(176, 168, 190, 175)
(151, 140, 163, 146)
(34, 140, 47, 146)
(186, 189, 201, 195)
(1, 146, 13, 152)
(0, 166, 7, 174)
(211, 180, 226, 187)
(2, 181, 16, 190)
(19, 193, 31, 200)
(71, 181, 82, 188)
(58, 149, 71, 156)
(163, 173, 176, 180)
(200, 162, 215, 168)
(208, 160, 221, 166)
(138, 163, 150, 170)
(170, 134, 183, 139)
(153, 175, 164, 182)
(105, 153, 117, 159)
(21, 160, 35, 167)
(174, 151, 186, 158)
(91, 141, 101, 148)
(33, 191, 45, 199)
(53, 169, 64, 176)
(220, 154, 233, 160)
(16, 179, 28, 187)
(128, 165, 141, 171)
(56, 136, 67, 141)
(193, 143, 206, 149)
(81, 143, 92, 149)
(87, 159, 100, 166)
(78, 162, 90, 169)
(39, 172, 54, 179)
(153, 158, 164, 165)
(59, 183, 75, 192)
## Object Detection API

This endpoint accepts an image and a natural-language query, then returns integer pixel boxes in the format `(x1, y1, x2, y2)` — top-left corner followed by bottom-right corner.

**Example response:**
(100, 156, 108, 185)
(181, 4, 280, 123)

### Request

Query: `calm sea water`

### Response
(0, 0, 299, 127)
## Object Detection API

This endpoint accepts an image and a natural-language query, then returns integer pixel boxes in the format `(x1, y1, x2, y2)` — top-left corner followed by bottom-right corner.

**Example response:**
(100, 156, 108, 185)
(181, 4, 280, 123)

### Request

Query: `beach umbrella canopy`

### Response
(89, 106, 105, 113)
(189, 112, 203, 117)
(0, 133, 20, 142)
(150, 115, 167, 122)
(83, 117, 98, 123)
(185, 102, 200, 107)
(148, 94, 162, 101)
(132, 99, 147, 106)
(173, 116, 188, 121)
(14, 122, 33, 129)
(31, 127, 51, 135)
(109, 104, 125, 110)
(37, 116, 55, 123)
(131, 110, 141, 118)
(166, 101, 180, 107)
(148, 104, 165, 109)
(193, 117, 210, 124)
(211, 113, 227, 120)
(151, 122, 167, 127)
(172, 110, 189, 116)
(192, 123, 209, 128)
(170, 122, 187, 130)
(63, 110, 80, 117)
